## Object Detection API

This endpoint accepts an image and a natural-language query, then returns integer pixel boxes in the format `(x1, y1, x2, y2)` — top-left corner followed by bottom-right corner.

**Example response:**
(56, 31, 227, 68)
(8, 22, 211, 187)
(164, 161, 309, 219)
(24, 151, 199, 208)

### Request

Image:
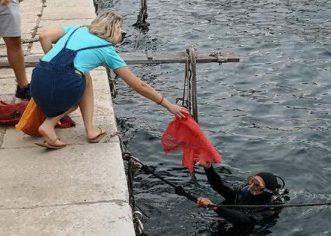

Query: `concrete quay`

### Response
(0, 0, 135, 235)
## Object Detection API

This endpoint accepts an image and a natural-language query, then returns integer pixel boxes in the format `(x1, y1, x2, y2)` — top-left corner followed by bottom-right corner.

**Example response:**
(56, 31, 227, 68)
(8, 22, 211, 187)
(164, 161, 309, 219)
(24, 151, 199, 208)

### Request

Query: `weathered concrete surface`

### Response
(0, 144, 127, 208)
(0, 203, 133, 236)
(0, 0, 135, 235)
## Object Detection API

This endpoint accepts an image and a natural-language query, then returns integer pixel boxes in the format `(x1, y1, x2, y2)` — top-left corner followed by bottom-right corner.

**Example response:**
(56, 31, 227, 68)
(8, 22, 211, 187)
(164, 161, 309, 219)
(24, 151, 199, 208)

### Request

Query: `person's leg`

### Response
(3, 36, 28, 88)
(38, 106, 78, 146)
(79, 73, 105, 140)
(1, 2, 30, 99)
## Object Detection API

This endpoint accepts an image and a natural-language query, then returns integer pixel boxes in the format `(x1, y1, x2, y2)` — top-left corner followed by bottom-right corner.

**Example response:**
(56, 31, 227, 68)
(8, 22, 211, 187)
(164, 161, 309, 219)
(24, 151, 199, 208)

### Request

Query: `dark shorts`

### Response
(30, 61, 85, 118)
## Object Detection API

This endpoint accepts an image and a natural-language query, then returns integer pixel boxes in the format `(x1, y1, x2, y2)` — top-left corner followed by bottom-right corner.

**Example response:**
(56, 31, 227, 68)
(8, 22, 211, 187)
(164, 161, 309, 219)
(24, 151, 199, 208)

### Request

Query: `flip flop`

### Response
(35, 139, 67, 150)
(88, 127, 107, 143)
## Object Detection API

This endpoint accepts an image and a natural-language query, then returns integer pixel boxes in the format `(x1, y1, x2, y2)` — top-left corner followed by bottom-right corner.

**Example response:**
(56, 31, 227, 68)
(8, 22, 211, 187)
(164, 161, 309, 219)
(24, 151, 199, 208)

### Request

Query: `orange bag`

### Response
(16, 98, 45, 137)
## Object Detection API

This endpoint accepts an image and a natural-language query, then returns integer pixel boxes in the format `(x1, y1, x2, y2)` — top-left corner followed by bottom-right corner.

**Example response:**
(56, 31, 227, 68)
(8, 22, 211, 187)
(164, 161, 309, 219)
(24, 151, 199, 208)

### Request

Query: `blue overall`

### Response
(30, 27, 111, 117)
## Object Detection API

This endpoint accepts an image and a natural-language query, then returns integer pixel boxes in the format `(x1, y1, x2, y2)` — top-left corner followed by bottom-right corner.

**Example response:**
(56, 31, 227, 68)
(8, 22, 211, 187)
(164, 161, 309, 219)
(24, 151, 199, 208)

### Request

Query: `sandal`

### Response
(35, 138, 67, 150)
(88, 127, 107, 143)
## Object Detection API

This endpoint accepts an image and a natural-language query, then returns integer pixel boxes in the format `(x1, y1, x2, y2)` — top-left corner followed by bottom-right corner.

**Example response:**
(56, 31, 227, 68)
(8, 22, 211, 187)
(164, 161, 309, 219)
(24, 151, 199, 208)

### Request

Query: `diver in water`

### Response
(196, 161, 289, 235)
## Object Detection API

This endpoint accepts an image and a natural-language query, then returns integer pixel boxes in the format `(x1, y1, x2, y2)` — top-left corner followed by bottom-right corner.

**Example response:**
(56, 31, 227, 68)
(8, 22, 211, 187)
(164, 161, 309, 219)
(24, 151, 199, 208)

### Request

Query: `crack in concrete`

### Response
(0, 199, 127, 211)
(0, 128, 5, 148)
(26, 0, 47, 54)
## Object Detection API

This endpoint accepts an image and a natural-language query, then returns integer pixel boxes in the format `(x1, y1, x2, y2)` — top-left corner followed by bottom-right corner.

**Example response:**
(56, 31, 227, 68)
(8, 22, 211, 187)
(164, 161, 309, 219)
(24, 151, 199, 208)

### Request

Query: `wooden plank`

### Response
(124, 51, 240, 64)
(0, 51, 239, 68)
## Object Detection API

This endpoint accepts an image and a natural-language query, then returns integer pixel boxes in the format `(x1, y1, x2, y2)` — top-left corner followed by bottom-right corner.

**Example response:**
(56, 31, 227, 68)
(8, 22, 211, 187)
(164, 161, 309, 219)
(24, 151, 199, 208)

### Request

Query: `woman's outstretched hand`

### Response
(167, 104, 189, 118)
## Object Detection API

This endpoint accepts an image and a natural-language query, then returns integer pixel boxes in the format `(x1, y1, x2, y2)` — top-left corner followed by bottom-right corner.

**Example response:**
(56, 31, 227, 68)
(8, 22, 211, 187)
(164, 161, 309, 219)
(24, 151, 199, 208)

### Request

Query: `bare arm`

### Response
(39, 27, 65, 54)
(114, 67, 189, 118)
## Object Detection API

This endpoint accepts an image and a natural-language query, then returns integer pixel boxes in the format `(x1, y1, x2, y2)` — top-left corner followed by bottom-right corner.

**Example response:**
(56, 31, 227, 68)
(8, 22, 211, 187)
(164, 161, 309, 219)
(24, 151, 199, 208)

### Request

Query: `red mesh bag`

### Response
(0, 100, 28, 125)
(161, 115, 222, 174)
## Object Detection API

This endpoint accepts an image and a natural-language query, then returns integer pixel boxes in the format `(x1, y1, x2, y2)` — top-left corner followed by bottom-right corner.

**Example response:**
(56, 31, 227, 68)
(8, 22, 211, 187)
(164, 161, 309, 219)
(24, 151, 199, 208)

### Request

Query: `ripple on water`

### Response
(98, 0, 331, 235)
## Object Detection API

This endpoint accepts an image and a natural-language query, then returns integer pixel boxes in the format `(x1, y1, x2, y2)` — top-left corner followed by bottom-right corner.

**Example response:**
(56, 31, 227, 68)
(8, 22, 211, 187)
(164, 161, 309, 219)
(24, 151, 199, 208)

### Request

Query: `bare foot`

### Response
(38, 122, 66, 146)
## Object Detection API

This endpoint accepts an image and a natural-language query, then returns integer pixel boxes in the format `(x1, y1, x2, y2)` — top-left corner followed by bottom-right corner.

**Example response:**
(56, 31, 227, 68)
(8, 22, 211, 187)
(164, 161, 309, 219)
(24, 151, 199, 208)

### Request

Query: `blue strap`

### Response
(75, 44, 112, 52)
(63, 26, 112, 52)
(63, 26, 82, 48)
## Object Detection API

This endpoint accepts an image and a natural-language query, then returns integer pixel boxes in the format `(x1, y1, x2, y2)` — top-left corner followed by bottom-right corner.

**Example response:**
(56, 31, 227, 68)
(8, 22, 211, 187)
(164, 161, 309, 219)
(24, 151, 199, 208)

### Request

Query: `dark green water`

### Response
(96, 0, 331, 235)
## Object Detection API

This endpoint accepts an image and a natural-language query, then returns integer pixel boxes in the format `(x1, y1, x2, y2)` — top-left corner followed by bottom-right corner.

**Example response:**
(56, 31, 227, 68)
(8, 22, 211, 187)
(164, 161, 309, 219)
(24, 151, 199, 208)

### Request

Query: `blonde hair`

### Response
(89, 12, 123, 43)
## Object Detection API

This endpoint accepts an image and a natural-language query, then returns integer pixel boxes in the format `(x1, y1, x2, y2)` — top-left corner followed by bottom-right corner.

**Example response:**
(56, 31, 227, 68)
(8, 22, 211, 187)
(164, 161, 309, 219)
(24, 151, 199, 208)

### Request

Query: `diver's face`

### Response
(247, 176, 265, 195)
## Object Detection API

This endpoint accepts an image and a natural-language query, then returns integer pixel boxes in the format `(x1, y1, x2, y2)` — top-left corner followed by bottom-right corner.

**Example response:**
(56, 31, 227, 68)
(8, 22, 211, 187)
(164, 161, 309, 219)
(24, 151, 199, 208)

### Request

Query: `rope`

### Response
(209, 50, 227, 64)
(122, 151, 331, 210)
(123, 152, 198, 203)
(133, 211, 145, 235)
(106, 68, 118, 98)
(133, 0, 150, 31)
(187, 47, 198, 122)
(207, 202, 331, 209)
(125, 150, 148, 235)
(177, 47, 199, 122)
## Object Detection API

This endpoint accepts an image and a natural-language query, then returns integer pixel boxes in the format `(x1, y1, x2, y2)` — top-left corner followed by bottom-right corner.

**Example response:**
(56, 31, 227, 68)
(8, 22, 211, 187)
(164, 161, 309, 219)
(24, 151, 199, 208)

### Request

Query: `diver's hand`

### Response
(195, 160, 212, 169)
(197, 197, 214, 207)
(166, 103, 189, 118)
(197, 197, 218, 210)
(0, 0, 11, 6)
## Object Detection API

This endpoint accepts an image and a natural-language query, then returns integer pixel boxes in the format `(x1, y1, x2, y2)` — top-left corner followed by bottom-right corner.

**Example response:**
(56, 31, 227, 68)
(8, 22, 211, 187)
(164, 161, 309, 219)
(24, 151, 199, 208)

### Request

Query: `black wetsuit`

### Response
(205, 166, 281, 229)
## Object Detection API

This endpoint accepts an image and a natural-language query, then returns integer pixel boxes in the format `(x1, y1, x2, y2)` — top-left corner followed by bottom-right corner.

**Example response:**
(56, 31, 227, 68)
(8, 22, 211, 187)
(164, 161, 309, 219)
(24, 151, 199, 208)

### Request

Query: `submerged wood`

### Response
(0, 51, 239, 68)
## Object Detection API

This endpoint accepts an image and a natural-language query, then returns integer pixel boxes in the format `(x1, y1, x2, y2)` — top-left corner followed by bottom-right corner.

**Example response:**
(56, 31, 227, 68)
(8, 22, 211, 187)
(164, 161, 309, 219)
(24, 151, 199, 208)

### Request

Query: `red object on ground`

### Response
(0, 100, 28, 125)
(161, 114, 222, 174)
(56, 115, 75, 128)
(0, 100, 75, 128)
